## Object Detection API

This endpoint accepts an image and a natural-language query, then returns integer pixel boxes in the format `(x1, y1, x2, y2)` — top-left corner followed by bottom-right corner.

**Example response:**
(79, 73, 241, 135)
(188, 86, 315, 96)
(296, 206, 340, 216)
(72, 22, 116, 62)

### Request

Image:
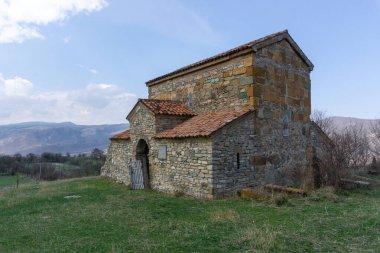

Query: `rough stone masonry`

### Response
(102, 30, 322, 198)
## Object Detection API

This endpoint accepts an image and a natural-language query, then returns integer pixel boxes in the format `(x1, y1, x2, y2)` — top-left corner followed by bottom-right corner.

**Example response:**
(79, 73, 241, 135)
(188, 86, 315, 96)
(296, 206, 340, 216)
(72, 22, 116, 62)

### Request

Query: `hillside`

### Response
(0, 117, 377, 156)
(0, 122, 128, 155)
(0, 177, 379, 252)
(329, 116, 378, 132)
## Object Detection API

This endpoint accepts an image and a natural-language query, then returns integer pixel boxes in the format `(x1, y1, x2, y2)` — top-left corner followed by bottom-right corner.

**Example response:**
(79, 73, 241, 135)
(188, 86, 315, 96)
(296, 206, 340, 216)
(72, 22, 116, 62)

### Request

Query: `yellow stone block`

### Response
(249, 96, 254, 106)
(223, 71, 232, 78)
(263, 89, 272, 102)
(246, 66, 253, 76)
(273, 95, 281, 104)
(244, 57, 253, 67)
(232, 67, 246, 75)
(288, 98, 300, 106)
(304, 98, 311, 107)
(247, 85, 254, 97)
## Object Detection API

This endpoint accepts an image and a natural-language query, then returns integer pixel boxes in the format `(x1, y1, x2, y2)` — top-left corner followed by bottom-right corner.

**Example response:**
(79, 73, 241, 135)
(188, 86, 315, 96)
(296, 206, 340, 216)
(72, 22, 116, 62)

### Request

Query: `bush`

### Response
(272, 194, 289, 206)
(238, 188, 269, 201)
(311, 186, 339, 202)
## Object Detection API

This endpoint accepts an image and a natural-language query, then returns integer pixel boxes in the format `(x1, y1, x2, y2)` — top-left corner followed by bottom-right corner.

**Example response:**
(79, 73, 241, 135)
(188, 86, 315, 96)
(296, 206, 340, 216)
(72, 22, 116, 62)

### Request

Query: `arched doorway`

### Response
(135, 139, 150, 189)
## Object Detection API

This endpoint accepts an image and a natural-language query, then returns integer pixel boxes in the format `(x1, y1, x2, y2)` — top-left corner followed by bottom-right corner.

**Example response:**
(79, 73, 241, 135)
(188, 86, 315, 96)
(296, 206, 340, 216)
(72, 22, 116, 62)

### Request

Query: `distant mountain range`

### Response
(329, 116, 378, 132)
(0, 122, 129, 155)
(0, 117, 378, 155)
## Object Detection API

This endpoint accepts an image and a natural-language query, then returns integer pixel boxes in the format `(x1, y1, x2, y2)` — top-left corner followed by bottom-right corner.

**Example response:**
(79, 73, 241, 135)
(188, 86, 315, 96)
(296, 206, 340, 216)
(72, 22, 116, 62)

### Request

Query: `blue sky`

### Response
(0, 0, 379, 124)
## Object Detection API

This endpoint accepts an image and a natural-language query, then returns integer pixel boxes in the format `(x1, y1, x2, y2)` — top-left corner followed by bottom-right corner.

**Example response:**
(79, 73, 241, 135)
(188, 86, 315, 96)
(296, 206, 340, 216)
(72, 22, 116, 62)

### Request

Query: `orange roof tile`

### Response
(140, 99, 196, 116)
(155, 109, 253, 139)
(110, 129, 130, 140)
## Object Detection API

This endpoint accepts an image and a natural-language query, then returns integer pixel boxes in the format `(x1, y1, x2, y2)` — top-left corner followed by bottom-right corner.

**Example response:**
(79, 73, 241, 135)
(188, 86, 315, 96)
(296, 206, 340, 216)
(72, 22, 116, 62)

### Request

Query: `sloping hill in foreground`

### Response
(0, 122, 128, 155)
(0, 177, 379, 252)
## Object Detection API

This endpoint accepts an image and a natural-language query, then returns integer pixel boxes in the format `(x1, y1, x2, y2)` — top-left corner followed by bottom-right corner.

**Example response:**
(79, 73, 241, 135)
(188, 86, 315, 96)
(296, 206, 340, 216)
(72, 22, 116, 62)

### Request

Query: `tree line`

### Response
(312, 110, 380, 186)
(0, 148, 106, 181)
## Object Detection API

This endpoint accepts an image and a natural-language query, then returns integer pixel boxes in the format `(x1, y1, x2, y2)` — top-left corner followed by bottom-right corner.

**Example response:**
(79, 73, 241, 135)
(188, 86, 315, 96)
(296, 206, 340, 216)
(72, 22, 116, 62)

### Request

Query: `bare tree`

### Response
(333, 123, 370, 170)
(311, 111, 371, 186)
(370, 119, 380, 157)
(311, 109, 335, 137)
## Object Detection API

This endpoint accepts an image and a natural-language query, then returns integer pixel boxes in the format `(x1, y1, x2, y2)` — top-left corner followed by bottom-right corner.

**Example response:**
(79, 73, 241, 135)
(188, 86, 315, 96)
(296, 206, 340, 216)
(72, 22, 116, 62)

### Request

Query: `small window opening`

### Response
(237, 153, 240, 170)
(282, 112, 290, 137)
(187, 93, 193, 109)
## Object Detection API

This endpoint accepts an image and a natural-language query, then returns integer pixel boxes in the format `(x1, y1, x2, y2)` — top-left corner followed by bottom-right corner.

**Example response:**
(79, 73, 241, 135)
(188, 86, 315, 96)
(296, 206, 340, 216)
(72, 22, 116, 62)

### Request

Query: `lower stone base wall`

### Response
(211, 114, 314, 197)
(102, 122, 314, 198)
(151, 139, 214, 199)
(101, 140, 132, 185)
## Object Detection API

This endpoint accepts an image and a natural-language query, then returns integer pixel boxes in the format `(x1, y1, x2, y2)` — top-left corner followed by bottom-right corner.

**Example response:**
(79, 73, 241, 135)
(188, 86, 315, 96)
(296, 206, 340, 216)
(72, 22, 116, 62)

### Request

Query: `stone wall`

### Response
(127, 103, 214, 198)
(212, 113, 256, 197)
(152, 138, 213, 198)
(149, 40, 314, 189)
(148, 52, 255, 113)
(101, 140, 132, 185)
(311, 122, 333, 187)
(252, 40, 311, 120)
(251, 40, 313, 189)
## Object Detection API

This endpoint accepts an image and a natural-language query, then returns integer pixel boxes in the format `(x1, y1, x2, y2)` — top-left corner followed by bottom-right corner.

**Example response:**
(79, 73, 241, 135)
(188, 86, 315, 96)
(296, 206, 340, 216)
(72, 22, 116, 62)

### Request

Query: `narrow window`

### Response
(237, 153, 240, 170)
(187, 93, 193, 109)
(281, 111, 291, 137)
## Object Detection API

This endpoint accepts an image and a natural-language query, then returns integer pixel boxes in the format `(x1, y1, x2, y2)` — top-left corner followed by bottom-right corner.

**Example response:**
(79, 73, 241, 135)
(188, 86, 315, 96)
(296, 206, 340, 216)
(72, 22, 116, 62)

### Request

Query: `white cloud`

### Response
(0, 0, 108, 43)
(0, 73, 138, 125)
(0, 74, 33, 96)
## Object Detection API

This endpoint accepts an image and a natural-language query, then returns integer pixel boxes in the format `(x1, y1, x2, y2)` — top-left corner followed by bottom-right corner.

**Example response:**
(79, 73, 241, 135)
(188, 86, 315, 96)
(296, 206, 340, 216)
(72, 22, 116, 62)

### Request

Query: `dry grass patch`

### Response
(238, 224, 277, 253)
(210, 208, 240, 222)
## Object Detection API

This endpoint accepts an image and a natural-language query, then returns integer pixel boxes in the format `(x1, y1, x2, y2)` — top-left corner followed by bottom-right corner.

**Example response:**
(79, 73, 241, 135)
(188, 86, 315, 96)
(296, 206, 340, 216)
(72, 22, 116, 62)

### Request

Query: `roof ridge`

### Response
(128, 98, 196, 119)
(140, 98, 184, 103)
(146, 30, 299, 86)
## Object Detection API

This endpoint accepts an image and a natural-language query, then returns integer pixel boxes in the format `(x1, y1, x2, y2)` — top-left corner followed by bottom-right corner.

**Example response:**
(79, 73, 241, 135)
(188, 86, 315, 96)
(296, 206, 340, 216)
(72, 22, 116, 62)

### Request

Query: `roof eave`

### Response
(110, 137, 131, 141)
(145, 30, 314, 86)
(154, 109, 254, 139)
(146, 48, 252, 87)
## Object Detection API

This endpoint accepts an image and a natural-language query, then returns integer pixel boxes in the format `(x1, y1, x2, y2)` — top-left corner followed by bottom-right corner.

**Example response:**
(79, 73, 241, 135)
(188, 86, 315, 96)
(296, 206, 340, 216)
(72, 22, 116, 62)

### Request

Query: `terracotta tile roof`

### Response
(110, 129, 130, 140)
(155, 109, 253, 139)
(140, 99, 196, 116)
(146, 30, 313, 86)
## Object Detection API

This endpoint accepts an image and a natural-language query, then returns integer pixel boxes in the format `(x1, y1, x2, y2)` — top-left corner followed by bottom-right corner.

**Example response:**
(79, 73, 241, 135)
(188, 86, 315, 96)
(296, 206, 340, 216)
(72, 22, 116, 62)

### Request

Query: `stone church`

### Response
(101, 30, 317, 198)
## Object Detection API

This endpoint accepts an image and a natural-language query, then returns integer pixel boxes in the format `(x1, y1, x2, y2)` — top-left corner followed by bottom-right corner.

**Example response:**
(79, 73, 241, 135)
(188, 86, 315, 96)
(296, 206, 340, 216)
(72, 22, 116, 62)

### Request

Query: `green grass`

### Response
(26, 162, 81, 171)
(0, 177, 379, 253)
(0, 175, 34, 188)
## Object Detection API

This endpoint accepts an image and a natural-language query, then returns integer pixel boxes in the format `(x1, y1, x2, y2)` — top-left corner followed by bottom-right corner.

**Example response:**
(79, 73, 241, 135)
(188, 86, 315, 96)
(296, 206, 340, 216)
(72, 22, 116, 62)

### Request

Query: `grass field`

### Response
(0, 175, 35, 188)
(0, 177, 379, 253)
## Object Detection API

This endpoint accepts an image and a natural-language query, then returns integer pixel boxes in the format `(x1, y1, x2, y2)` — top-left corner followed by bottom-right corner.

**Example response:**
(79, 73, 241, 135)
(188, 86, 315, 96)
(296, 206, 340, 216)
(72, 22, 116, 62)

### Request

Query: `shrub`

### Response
(311, 186, 339, 202)
(272, 194, 289, 206)
(238, 188, 269, 201)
